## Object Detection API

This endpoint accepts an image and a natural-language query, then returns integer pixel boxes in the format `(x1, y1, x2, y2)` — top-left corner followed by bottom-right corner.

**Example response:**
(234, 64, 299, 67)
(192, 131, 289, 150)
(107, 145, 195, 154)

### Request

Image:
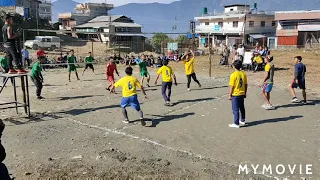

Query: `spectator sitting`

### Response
(252, 53, 263, 72)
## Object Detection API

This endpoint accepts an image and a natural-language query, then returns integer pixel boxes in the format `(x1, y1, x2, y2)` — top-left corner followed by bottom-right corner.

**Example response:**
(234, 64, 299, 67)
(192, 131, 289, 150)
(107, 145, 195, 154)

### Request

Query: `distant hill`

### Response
(52, 0, 78, 22)
(52, 0, 320, 32)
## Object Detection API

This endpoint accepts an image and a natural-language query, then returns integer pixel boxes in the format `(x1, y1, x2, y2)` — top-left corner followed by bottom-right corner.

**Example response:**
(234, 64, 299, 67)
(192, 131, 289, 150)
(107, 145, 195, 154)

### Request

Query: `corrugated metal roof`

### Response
(76, 22, 142, 28)
(89, 15, 124, 22)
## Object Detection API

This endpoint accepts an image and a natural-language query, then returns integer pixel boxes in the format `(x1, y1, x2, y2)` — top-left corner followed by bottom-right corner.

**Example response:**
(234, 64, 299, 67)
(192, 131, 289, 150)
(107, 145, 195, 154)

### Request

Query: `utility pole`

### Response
(208, 33, 212, 77)
(36, 3, 39, 35)
(190, 20, 196, 51)
(173, 17, 177, 42)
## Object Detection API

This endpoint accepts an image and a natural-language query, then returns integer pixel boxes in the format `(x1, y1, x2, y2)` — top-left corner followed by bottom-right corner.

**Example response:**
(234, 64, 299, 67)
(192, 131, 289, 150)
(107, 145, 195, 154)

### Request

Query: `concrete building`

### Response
(38, 0, 52, 22)
(75, 15, 144, 52)
(275, 10, 320, 49)
(195, 4, 276, 48)
(58, 3, 114, 31)
(0, 0, 40, 19)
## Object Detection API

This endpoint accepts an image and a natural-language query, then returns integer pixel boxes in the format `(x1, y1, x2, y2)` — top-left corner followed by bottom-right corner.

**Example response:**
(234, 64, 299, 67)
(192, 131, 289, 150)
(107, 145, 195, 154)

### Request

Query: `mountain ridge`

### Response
(52, 0, 320, 32)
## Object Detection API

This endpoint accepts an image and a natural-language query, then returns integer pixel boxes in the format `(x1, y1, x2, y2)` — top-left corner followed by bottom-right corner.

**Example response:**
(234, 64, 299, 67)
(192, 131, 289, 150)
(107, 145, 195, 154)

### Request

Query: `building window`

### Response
(249, 21, 254, 27)
(230, 8, 234, 11)
(261, 21, 265, 27)
(205, 22, 209, 26)
(218, 22, 223, 27)
(272, 21, 276, 27)
(233, 21, 238, 28)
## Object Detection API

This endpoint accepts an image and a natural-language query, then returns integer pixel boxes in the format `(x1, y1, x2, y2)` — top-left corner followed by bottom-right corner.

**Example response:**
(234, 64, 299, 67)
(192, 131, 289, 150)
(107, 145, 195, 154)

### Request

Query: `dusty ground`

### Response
(0, 49, 319, 179)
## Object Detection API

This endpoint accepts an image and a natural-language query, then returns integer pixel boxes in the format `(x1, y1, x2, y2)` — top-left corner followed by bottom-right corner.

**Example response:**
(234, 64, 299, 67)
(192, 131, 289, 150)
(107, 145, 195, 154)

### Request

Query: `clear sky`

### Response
(52, 0, 178, 6)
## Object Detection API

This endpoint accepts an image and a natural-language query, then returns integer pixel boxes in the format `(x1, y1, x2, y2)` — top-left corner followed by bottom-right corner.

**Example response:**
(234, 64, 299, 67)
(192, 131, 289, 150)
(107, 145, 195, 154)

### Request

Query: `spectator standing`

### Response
(21, 47, 30, 68)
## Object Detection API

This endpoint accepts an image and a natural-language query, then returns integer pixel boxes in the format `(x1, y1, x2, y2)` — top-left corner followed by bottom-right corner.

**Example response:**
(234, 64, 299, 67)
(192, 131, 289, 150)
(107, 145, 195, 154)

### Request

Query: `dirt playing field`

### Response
(0, 49, 319, 179)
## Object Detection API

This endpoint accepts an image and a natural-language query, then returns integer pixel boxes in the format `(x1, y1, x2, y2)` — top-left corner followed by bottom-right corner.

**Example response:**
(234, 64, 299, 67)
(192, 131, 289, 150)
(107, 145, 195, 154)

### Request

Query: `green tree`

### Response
(176, 35, 189, 43)
(152, 33, 172, 51)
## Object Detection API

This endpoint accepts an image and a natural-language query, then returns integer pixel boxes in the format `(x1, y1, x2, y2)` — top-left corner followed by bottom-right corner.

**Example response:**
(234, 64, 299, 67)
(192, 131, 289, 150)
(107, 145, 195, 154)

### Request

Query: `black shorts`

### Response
(291, 79, 306, 90)
(85, 64, 94, 70)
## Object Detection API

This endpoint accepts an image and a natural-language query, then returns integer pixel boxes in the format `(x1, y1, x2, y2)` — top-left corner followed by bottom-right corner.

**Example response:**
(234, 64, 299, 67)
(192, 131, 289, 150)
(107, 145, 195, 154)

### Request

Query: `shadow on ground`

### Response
(58, 95, 104, 100)
(145, 112, 196, 127)
(173, 97, 215, 106)
(276, 100, 320, 109)
(244, 115, 303, 128)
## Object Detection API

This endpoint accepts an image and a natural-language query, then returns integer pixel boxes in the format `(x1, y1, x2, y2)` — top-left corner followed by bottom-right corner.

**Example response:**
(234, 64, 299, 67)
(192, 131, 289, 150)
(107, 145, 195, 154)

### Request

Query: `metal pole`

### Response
(36, 4, 39, 36)
(208, 33, 212, 77)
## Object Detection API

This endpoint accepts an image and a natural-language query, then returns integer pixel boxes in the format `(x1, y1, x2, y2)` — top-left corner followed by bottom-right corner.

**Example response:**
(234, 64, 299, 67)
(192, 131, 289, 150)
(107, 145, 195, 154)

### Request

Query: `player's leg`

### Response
(167, 82, 172, 103)
(191, 73, 201, 88)
(120, 97, 130, 123)
(229, 96, 240, 127)
(261, 83, 269, 107)
(290, 82, 298, 102)
(68, 71, 71, 82)
(239, 96, 246, 124)
(75, 70, 80, 81)
(130, 95, 146, 126)
(140, 75, 145, 86)
(146, 73, 151, 87)
(186, 75, 191, 91)
(161, 82, 169, 104)
(302, 89, 307, 103)
(90, 64, 95, 74)
(82, 64, 88, 75)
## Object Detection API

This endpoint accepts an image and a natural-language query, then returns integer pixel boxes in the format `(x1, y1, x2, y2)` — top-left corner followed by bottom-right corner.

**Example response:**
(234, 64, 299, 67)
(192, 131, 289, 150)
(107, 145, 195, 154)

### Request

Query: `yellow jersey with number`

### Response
(229, 70, 248, 96)
(157, 65, 173, 82)
(182, 58, 195, 75)
(114, 76, 141, 97)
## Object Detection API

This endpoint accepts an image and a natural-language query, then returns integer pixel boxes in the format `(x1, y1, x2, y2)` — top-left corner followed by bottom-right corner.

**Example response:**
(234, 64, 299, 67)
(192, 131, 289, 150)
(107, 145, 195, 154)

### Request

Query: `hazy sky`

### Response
(52, 0, 178, 6)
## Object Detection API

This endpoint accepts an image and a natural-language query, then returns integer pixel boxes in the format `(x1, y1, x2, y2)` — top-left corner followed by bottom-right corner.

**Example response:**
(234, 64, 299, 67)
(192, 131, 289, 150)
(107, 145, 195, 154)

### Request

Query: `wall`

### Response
(0, 6, 16, 14)
(278, 36, 298, 45)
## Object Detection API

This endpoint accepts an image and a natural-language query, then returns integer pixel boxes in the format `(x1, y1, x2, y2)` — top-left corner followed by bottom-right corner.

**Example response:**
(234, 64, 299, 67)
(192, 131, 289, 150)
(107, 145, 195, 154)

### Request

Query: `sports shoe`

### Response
(8, 69, 17, 74)
(37, 96, 44, 100)
(17, 69, 28, 74)
(140, 119, 146, 126)
(302, 100, 307, 105)
(198, 84, 202, 88)
(291, 97, 299, 103)
(122, 119, 130, 124)
(147, 84, 150, 87)
(229, 124, 240, 128)
(187, 88, 191, 91)
(261, 104, 267, 108)
(239, 120, 246, 125)
(264, 104, 274, 110)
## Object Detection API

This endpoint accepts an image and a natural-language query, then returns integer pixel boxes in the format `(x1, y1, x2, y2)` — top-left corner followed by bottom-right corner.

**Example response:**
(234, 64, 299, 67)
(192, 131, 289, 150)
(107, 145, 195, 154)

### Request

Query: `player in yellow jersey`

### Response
(110, 67, 147, 126)
(154, 60, 177, 106)
(228, 60, 248, 128)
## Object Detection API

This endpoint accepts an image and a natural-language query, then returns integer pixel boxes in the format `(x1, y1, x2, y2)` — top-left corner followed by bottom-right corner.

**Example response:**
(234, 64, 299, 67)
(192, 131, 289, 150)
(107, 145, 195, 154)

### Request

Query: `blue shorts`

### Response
(262, 83, 273, 93)
(120, 94, 141, 111)
(291, 80, 306, 90)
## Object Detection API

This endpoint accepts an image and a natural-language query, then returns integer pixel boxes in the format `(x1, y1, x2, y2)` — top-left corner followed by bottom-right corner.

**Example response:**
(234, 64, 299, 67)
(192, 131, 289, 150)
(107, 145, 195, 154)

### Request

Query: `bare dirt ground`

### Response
(0, 50, 319, 179)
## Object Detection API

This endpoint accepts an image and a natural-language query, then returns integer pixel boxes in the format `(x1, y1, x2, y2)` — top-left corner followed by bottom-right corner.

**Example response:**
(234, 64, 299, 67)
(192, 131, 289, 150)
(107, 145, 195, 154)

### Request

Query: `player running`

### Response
(137, 54, 151, 87)
(106, 57, 120, 93)
(110, 67, 147, 126)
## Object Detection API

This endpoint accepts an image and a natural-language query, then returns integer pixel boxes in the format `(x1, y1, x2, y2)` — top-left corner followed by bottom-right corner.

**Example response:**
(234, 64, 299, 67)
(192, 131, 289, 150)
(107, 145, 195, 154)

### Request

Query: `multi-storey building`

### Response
(195, 4, 276, 48)
(275, 10, 320, 49)
(58, 3, 114, 31)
